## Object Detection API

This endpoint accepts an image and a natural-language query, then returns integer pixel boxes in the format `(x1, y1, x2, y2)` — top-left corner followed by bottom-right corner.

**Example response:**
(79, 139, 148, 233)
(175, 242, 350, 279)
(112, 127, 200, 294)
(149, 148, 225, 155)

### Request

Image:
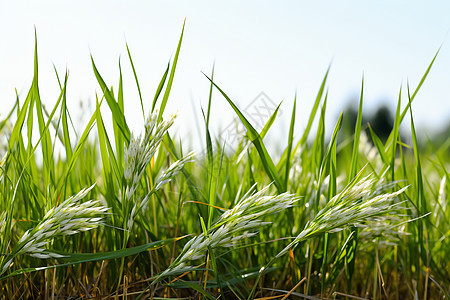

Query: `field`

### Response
(0, 26, 449, 299)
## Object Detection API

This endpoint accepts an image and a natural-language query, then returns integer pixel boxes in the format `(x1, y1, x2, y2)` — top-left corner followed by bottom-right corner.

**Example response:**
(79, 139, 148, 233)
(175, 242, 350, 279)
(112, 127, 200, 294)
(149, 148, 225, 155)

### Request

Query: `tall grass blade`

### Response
(0, 239, 179, 280)
(399, 50, 439, 122)
(151, 62, 169, 113)
(407, 86, 428, 275)
(158, 19, 185, 122)
(299, 66, 330, 145)
(126, 43, 145, 120)
(204, 74, 283, 192)
(344, 78, 364, 292)
(91, 55, 130, 143)
(284, 97, 296, 191)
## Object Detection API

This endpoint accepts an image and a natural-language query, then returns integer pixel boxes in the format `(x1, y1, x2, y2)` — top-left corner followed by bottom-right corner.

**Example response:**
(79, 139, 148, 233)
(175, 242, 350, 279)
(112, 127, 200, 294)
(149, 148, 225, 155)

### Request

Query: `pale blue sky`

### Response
(1, 1, 449, 150)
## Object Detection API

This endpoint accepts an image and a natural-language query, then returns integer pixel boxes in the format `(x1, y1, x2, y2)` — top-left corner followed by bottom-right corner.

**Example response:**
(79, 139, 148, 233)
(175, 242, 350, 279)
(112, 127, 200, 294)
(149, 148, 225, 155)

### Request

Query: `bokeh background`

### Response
(1, 1, 449, 151)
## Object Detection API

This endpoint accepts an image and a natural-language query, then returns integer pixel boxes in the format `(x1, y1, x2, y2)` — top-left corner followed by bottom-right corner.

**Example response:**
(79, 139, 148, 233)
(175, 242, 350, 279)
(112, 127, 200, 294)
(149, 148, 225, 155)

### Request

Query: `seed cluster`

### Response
(0, 185, 108, 275)
(160, 184, 299, 277)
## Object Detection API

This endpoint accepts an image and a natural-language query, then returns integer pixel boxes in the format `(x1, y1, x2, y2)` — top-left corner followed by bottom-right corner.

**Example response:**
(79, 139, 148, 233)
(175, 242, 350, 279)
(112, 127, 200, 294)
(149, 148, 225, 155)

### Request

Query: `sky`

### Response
(1, 1, 449, 151)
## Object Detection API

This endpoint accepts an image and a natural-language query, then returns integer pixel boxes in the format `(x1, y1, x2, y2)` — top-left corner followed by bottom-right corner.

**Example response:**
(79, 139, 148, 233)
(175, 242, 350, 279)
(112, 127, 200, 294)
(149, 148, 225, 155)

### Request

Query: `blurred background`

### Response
(1, 1, 449, 152)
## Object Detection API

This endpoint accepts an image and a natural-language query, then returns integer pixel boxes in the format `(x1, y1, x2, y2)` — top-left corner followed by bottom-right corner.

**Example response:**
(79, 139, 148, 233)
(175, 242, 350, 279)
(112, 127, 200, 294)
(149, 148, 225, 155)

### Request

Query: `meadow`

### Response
(0, 25, 449, 299)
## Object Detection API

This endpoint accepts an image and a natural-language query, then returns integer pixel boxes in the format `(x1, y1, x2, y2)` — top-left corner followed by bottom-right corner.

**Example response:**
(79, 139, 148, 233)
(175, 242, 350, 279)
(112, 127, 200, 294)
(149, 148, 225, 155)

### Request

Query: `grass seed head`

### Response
(159, 184, 298, 278)
(124, 112, 176, 200)
(0, 184, 108, 275)
(277, 174, 408, 258)
(154, 152, 195, 191)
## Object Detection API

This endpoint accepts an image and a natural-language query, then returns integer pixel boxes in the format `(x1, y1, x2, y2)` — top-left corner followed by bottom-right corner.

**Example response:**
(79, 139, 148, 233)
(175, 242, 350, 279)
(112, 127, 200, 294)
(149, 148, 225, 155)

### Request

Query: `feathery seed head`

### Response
(277, 174, 409, 258)
(1, 185, 108, 275)
(159, 184, 298, 278)
(16, 185, 107, 260)
(154, 152, 195, 191)
(124, 113, 176, 199)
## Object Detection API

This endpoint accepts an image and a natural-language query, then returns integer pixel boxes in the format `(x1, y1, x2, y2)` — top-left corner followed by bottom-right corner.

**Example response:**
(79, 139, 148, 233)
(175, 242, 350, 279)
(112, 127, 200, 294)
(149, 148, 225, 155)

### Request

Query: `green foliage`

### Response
(0, 28, 448, 300)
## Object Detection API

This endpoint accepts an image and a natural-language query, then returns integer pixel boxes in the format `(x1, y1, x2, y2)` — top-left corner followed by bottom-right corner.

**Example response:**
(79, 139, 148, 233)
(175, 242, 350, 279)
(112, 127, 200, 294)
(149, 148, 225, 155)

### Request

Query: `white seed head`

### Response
(160, 183, 298, 278)
(16, 184, 108, 259)
(277, 174, 409, 258)
(124, 113, 177, 200)
(154, 152, 195, 191)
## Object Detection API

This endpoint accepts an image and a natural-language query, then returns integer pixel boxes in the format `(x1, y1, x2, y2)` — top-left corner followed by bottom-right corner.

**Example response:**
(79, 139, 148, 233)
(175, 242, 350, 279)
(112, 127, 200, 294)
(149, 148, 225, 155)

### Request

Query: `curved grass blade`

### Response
(367, 124, 388, 164)
(204, 74, 283, 192)
(399, 50, 439, 123)
(91, 55, 130, 144)
(126, 43, 145, 120)
(0, 238, 181, 280)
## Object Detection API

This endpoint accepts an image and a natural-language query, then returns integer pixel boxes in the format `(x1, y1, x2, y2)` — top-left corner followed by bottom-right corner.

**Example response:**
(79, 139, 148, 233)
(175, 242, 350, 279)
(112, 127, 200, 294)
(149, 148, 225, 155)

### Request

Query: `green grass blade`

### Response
(179, 280, 215, 300)
(317, 109, 342, 194)
(91, 55, 130, 144)
(345, 78, 364, 293)
(126, 43, 145, 120)
(399, 50, 439, 123)
(58, 107, 98, 192)
(349, 77, 364, 181)
(207, 245, 225, 299)
(367, 124, 388, 165)
(407, 86, 428, 269)
(206, 63, 215, 127)
(284, 96, 296, 191)
(8, 90, 32, 150)
(202, 109, 214, 228)
(32, 33, 55, 185)
(0, 239, 179, 280)
(52, 63, 62, 89)
(96, 100, 113, 187)
(0, 101, 17, 133)
(26, 92, 35, 155)
(158, 19, 185, 122)
(114, 58, 125, 170)
(151, 62, 169, 113)
(260, 102, 282, 139)
(204, 74, 283, 192)
(312, 95, 327, 181)
(388, 87, 402, 181)
(276, 68, 329, 172)
(299, 66, 330, 145)
(54, 72, 73, 164)
(203, 64, 217, 229)
(164, 133, 207, 204)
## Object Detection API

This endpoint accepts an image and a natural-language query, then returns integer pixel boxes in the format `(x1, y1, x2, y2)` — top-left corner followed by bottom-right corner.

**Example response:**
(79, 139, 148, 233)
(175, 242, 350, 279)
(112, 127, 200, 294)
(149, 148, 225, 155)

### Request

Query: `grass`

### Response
(0, 25, 449, 299)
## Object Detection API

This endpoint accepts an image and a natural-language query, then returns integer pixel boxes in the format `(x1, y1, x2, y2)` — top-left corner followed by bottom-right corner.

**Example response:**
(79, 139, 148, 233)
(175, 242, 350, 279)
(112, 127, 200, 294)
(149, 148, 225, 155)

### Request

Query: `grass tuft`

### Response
(0, 26, 448, 299)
